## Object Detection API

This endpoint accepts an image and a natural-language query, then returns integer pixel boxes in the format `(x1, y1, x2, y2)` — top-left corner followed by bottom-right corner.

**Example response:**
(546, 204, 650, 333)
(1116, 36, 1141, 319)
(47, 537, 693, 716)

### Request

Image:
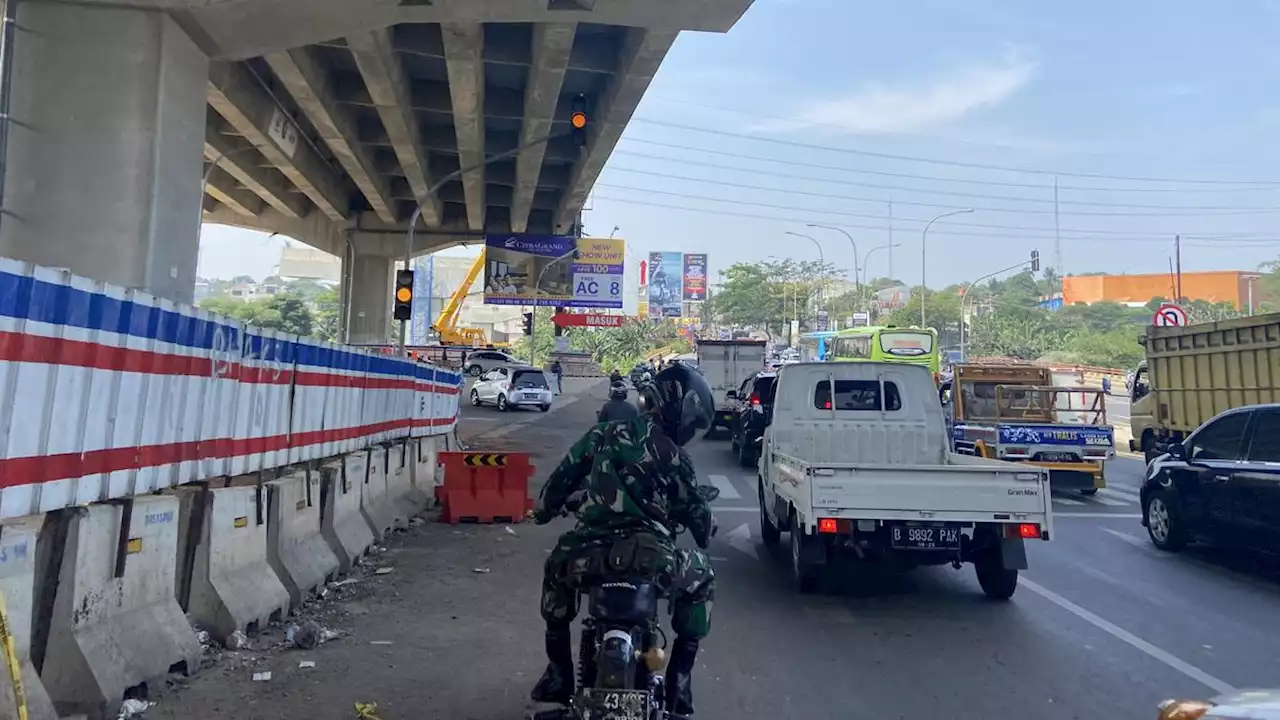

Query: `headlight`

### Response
(1157, 699, 1213, 720)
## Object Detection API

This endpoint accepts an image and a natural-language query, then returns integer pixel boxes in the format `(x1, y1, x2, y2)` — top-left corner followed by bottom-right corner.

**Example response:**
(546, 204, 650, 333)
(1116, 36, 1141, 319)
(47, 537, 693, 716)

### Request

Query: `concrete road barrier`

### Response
(385, 443, 428, 529)
(40, 497, 201, 720)
(266, 472, 339, 608)
(360, 447, 396, 542)
(176, 483, 289, 642)
(412, 437, 442, 509)
(0, 515, 58, 720)
(320, 455, 374, 573)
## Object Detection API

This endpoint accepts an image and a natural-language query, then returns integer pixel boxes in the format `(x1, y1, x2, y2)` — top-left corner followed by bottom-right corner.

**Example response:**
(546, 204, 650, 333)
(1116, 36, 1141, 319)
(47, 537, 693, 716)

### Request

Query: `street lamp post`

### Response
(859, 243, 900, 314)
(784, 231, 826, 314)
(806, 224, 859, 291)
(920, 209, 974, 328)
(958, 257, 1037, 360)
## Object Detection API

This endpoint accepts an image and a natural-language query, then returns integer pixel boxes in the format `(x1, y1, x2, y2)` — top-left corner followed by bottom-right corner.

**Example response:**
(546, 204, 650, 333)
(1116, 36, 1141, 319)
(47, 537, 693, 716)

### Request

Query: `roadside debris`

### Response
(373, 567, 394, 575)
(117, 699, 154, 719)
(355, 702, 382, 720)
(224, 630, 249, 650)
(299, 660, 316, 669)
(286, 619, 341, 650)
(252, 671, 272, 682)
(473, 567, 491, 574)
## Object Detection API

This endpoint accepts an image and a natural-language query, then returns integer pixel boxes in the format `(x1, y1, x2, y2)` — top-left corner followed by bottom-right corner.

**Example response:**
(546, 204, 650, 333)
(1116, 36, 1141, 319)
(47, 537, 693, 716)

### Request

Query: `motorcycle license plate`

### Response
(891, 525, 961, 550)
(577, 688, 649, 720)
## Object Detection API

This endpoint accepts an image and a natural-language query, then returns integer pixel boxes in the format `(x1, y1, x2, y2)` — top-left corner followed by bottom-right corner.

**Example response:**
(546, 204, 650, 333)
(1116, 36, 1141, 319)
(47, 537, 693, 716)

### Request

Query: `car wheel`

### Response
(470, 389, 481, 407)
(758, 480, 781, 546)
(497, 394, 509, 412)
(468, 365, 483, 377)
(738, 437, 756, 468)
(975, 560, 1018, 600)
(539, 404, 551, 413)
(1079, 487, 1099, 496)
(789, 512, 821, 594)
(1145, 489, 1187, 552)
(730, 431, 740, 454)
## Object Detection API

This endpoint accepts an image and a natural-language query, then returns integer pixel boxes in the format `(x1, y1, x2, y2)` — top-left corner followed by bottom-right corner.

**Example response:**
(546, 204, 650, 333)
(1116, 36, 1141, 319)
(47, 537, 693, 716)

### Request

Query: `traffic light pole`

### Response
(397, 131, 569, 352)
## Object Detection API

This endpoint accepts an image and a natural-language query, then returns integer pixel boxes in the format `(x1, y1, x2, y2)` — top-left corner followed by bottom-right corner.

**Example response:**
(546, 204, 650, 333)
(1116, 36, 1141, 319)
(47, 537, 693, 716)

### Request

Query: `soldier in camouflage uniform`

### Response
(531, 362, 717, 718)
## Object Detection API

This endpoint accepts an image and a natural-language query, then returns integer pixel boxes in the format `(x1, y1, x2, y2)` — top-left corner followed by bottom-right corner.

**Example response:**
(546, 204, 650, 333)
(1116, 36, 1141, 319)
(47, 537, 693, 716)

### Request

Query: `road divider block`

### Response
(176, 482, 289, 643)
(266, 472, 339, 608)
(40, 497, 201, 719)
(0, 515, 58, 720)
(360, 447, 396, 542)
(385, 443, 427, 529)
(412, 437, 442, 509)
(437, 451, 534, 524)
(321, 455, 374, 573)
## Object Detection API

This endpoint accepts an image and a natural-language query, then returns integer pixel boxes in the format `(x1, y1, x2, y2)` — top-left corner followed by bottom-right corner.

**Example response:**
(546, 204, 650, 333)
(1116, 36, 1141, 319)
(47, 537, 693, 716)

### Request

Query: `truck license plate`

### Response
(891, 525, 960, 550)
(577, 688, 649, 720)
(1037, 452, 1077, 462)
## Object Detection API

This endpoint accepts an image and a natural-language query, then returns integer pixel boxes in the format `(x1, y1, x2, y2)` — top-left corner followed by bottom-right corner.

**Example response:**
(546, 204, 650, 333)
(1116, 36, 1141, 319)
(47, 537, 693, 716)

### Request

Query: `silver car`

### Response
(469, 365, 553, 412)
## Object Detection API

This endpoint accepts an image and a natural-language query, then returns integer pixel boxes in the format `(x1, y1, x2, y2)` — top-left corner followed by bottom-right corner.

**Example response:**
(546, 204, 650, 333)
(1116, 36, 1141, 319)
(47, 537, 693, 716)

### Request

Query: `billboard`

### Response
(482, 234, 625, 309)
(682, 253, 707, 301)
(647, 252, 683, 318)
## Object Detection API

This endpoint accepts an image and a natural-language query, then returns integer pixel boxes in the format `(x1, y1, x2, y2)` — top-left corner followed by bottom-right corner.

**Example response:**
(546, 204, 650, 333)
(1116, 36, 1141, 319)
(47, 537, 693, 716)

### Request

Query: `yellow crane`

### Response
(432, 249, 499, 346)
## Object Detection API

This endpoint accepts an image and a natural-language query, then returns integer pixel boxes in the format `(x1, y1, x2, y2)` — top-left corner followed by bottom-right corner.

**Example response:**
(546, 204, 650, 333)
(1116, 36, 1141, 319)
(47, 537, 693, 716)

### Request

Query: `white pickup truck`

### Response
(757, 362, 1052, 598)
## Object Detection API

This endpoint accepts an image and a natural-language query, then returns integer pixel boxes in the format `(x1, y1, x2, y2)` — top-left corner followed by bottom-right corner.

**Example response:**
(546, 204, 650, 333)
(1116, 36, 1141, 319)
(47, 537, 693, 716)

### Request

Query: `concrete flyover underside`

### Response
(0, 0, 751, 308)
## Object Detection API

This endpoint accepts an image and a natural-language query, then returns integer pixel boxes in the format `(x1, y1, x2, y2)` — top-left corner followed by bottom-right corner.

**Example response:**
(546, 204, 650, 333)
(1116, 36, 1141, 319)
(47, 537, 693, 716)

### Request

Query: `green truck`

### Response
(1128, 312, 1280, 463)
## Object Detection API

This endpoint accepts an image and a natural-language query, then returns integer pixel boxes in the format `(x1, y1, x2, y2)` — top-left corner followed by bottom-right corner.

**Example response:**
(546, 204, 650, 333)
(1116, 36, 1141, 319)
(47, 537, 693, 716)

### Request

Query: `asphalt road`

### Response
(153, 394, 1280, 720)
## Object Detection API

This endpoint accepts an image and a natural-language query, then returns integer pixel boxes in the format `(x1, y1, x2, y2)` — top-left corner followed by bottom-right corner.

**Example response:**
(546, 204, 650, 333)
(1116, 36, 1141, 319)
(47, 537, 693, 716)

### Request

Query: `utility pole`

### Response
(1053, 177, 1062, 294)
(1175, 234, 1183, 302)
(887, 201, 894, 280)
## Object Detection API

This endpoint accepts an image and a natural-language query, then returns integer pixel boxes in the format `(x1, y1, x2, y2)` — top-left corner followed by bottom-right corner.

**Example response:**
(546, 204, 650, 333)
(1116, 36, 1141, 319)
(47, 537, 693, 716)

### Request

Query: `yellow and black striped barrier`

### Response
(462, 453, 508, 467)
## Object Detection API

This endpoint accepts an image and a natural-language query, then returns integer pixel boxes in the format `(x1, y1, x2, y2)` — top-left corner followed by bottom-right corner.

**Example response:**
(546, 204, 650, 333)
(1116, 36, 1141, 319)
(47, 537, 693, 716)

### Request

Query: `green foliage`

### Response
(708, 259, 844, 337)
(884, 287, 962, 335)
(200, 293, 315, 336)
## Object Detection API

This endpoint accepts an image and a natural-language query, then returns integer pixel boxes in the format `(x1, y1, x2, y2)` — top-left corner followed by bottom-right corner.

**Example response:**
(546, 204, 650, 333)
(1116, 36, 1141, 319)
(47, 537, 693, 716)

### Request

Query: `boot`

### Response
(664, 636, 700, 718)
(531, 623, 574, 705)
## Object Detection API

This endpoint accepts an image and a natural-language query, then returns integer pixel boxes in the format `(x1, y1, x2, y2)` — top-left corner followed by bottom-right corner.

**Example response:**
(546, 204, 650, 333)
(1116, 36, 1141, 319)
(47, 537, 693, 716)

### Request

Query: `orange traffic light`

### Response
(393, 270, 414, 321)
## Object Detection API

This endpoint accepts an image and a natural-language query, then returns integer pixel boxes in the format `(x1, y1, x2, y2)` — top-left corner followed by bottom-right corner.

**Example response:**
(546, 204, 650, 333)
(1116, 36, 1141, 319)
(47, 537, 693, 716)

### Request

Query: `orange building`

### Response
(1062, 271, 1262, 309)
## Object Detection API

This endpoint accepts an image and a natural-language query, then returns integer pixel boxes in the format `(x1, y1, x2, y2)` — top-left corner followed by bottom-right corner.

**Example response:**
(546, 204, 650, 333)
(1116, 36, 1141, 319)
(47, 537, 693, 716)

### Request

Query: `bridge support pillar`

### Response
(0, 3, 208, 303)
(347, 255, 393, 345)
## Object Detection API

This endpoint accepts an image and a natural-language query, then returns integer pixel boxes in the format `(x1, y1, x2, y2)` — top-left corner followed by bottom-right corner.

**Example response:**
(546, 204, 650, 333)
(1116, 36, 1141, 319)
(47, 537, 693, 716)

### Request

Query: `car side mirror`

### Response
(725, 390, 738, 400)
(1166, 442, 1187, 461)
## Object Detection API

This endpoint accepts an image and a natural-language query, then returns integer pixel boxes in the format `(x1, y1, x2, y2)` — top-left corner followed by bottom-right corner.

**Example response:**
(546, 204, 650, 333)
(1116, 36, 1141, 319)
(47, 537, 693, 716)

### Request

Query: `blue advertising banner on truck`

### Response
(997, 424, 1114, 447)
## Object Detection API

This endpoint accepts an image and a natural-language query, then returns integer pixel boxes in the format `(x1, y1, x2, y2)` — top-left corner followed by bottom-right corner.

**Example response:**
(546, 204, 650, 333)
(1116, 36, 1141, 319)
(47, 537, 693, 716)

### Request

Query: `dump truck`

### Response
(1129, 312, 1280, 463)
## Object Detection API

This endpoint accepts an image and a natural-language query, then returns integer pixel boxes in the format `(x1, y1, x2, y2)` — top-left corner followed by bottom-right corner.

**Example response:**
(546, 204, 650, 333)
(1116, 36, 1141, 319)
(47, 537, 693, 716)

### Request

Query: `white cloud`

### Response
(763, 46, 1037, 135)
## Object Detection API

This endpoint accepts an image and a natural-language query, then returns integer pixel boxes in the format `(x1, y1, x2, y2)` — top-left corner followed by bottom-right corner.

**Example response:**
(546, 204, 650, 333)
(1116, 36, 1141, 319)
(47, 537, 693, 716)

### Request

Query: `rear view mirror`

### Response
(696, 485, 721, 502)
(1166, 442, 1187, 461)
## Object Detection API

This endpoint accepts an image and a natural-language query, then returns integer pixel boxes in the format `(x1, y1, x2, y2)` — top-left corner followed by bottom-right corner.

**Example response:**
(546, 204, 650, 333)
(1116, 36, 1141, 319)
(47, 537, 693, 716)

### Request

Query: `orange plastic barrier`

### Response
(436, 452, 535, 523)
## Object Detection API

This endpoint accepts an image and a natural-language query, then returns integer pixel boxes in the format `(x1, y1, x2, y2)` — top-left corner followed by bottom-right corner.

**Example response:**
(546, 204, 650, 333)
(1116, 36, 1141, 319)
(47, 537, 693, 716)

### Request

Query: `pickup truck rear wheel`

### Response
(758, 481, 781, 546)
(975, 561, 1018, 600)
(789, 515, 821, 594)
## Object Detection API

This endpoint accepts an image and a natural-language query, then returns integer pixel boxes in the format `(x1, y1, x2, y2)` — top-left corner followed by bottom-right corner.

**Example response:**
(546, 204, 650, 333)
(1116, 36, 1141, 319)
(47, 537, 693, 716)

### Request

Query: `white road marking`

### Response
(1054, 512, 1143, 519)
(1106, 481, 1142, 494)
(725, 523, 758, 560)
(1101, 527, 1151, 549)
(1099, 487, 1141, 503)
(707, 474, 741, 500)
(1052, 497, 1086, 506)
(711, 507, 758, 513)
(1020, 578, 1235, 694)
(1090, 494, 1128, 506)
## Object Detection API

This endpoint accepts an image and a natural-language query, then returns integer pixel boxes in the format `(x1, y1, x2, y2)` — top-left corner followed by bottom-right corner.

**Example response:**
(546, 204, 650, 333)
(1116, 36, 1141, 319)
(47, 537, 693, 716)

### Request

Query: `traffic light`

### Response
(569, 94, 588, 147)
(1030, 250, 1040, 273)
(393, 269, 414, 321)
(522, 311, 534, 336)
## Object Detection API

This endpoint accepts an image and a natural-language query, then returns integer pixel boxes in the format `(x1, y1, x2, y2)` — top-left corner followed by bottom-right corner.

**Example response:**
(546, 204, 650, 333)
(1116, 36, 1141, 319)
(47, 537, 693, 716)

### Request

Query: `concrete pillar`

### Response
(1, 3, 209, 303)
(347, 255, 392, 345)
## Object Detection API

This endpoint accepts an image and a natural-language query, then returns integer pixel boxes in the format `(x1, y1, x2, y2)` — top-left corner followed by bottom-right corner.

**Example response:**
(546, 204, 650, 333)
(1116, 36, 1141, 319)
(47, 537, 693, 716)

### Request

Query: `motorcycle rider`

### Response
(597, 381, 640, 423)
(609, 368, 623, 385)
(530, 363, 716, 718)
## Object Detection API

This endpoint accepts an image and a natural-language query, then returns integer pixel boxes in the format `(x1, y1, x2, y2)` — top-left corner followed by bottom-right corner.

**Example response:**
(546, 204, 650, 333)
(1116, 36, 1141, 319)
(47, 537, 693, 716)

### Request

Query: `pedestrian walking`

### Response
(550, 359, 564, 395)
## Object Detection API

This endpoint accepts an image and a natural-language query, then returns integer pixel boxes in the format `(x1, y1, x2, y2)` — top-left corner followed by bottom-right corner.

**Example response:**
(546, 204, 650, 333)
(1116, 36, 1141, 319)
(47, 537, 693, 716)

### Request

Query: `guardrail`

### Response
(0, 257, 462, 520)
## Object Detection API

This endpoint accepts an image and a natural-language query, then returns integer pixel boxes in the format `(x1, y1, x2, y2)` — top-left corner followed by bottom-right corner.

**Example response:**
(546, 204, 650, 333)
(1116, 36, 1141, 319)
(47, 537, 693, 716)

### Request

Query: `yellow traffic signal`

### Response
(393, 270, 414, 321)
(570, 94, 588, 147)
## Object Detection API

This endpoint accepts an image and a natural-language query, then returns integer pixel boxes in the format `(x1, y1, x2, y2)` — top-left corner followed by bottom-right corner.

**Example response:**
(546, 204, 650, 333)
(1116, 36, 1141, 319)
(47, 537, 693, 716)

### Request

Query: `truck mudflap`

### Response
(1000, 538, 1028, 570)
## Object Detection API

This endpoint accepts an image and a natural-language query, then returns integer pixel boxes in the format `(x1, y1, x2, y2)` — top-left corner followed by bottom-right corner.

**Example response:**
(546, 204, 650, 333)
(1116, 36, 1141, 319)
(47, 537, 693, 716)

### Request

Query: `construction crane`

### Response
(432, 249, 497, 346)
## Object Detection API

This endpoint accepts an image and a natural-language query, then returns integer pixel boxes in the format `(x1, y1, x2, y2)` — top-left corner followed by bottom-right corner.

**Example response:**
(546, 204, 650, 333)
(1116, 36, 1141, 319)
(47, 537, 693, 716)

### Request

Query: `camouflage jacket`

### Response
(534, 416, 713, 549)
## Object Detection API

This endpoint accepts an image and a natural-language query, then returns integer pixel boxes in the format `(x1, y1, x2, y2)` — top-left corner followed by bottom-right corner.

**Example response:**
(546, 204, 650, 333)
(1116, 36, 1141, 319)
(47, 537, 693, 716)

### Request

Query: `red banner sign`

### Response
(552, 313, 626, 328)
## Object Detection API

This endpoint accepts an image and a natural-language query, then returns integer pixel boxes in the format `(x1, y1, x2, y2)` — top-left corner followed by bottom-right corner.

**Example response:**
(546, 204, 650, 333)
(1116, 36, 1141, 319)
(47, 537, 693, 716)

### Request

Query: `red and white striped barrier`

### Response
(0, 257, 462, 520)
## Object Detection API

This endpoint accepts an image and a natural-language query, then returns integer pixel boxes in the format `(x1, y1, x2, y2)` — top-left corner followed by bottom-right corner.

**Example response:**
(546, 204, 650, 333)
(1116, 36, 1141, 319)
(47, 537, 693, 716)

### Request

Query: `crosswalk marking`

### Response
(707, 474, 742, 500)
(1099, 487, 1141, 503)
(1052, 497, 1086, 506)
(1090, 494, 1128, 506)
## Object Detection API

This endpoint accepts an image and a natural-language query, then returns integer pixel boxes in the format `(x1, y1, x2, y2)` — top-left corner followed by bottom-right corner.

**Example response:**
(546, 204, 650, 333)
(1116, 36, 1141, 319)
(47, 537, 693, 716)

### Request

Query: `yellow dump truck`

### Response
(1128, 312, 1280, 463)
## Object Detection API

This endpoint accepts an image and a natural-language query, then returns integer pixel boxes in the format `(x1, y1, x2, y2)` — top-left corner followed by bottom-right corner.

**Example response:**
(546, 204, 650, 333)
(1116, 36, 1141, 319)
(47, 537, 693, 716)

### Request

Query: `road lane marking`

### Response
(1090, 494, 1128, 506)
(1054, 512, 1143, 519)
(1101, 527, 1150, 549)
(1099, 487, 1141, 503)
(707, 474, 741, 500)
(1052, 497, 1086, 506)
(711, 507, 758, 513)
(1020, 578, 1235, 694)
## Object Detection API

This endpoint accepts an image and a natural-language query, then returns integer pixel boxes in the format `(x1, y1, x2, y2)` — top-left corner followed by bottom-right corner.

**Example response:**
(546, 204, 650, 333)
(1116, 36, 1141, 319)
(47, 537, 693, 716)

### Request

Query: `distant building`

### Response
(1062, 271, 1263, 310)
(278, 246, 341, 283)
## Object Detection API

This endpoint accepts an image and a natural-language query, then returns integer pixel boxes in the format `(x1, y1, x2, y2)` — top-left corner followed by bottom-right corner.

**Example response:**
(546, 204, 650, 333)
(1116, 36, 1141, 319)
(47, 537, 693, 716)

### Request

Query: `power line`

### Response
(600, 166, 1280, 218)
(611, 151, 1280, 211)
(630, 119, 1280, 186)
(592, 183, 1267, 238)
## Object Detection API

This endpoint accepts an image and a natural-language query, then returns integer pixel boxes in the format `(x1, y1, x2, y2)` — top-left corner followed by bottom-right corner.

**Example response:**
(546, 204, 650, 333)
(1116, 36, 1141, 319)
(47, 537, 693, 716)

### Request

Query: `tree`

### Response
(884, 287, 962, 337)
(197, 292, 314, 336)
(312, 286, 341, 341)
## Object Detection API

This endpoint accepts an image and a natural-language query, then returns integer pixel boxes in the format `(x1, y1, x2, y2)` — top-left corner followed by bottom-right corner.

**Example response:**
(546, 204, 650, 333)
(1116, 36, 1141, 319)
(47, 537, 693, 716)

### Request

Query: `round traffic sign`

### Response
(1153, 303, 1188, 327)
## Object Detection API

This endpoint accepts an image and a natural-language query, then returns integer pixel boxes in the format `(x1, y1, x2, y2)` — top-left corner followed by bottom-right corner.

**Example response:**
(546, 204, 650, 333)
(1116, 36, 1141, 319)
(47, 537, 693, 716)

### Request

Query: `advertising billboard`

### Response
(482, 234, 625, 309)
(682, 253, 707, 301)
(647, 252, 683, 318)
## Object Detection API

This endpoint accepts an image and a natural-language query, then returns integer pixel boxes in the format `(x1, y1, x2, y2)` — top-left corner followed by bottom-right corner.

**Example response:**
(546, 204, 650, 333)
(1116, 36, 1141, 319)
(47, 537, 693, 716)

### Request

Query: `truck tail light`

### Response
(749, 391, 761, 406)
(1006, 523, 1042, 539)
(817, 518, 853, 534)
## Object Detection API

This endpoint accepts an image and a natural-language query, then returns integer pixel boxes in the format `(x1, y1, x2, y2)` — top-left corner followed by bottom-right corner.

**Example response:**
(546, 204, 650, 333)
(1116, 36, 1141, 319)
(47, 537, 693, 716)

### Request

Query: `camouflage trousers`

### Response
(541, 530, 715, 639)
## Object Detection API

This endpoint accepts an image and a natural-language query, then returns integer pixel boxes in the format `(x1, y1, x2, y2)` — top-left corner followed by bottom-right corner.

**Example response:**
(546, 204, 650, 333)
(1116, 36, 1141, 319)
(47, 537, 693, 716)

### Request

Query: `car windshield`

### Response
(511, 371, 548, 389)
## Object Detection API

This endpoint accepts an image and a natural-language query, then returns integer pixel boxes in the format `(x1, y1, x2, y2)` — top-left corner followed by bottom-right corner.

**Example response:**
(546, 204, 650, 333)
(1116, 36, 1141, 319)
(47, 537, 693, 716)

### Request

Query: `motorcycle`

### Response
(532, 485, 720, 720)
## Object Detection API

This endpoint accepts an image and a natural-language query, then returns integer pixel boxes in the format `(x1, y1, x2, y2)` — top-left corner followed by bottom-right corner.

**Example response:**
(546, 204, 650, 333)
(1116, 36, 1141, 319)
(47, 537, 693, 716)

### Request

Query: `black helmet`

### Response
(636, 362, 714, 445)
(609, 381, 628, 401)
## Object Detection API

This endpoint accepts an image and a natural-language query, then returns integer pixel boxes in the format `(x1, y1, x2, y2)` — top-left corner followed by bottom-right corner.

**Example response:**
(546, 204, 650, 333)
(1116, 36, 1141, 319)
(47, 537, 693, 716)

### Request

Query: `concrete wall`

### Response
(2, 4, 209, 304)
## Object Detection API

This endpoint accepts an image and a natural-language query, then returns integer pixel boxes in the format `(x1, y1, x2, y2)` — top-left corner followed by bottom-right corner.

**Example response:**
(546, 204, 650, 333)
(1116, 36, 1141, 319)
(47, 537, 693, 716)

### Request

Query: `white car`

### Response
(463, 350, 526, 377)
(470, 365, 553, 412)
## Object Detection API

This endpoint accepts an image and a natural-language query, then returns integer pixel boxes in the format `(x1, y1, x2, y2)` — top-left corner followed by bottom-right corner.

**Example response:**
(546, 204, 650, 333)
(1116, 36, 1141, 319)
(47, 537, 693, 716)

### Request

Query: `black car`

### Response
(726, 371, 778, 468)
(1140, 403, 1280, 554)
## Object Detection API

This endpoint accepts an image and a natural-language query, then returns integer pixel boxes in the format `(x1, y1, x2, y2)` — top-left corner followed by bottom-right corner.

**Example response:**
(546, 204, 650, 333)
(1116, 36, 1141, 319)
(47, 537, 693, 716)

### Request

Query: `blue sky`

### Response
(202, 0, 1280, 292)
